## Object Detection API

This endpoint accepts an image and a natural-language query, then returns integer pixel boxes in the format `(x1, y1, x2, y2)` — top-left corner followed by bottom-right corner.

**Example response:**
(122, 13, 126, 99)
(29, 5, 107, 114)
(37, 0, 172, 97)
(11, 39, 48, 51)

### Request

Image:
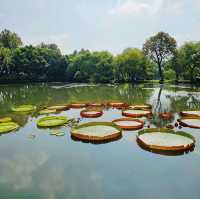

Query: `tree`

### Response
(0, 46, 12, 77)
(37, 42, 61, 54)
(114, 48, 150, 82)
(143, 32, 177, 82)
(0, 29, 22, 49)
(178, 42, 200, 82)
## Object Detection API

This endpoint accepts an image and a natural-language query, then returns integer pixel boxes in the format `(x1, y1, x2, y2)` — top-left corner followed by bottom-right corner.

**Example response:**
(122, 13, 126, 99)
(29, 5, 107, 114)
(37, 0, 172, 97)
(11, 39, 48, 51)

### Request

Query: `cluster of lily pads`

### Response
(0, 102, 199, 153)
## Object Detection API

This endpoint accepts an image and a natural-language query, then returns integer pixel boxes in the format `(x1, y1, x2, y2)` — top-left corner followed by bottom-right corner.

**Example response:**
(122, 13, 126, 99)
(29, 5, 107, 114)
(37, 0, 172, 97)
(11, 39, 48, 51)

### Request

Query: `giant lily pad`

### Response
(129, 104, 152, 110)
(137, 128, 195, 151)
(70, 103, 87, 108)
(39, 109, 57, 115)
(108, 102, 127, 108)
(0, 122, 19, 134)
(112, 118, 144, 130)
(11, 105, 36, 112)
(122, 109, 152, 117)
(80, 109, 103, 118)
(0, 117, 12, 123)
(47, 105, 69, 111)
(180, 111, 200, 117)
(178, 118, 200, 129)
(37, 116, 68, 127)
(71, 122, 122, 141)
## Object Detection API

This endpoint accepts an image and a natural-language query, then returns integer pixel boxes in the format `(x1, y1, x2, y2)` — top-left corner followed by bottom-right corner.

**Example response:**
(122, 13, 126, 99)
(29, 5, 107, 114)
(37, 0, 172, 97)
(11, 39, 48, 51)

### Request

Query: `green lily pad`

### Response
(11, 105, 36, 112)
(37, 116, 68, 127)
(0, 122, 19, 134)
(0, 117, 12, 123)
(39, 109, 57, 115)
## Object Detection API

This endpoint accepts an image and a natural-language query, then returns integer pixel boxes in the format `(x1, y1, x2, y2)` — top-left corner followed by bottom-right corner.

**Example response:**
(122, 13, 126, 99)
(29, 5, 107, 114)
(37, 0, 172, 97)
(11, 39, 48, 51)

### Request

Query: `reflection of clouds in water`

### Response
(39, 166, 65, 199)
(38, 152, 103, 199)
(0, 149, 103, 199)
(0, 152, 48, 190)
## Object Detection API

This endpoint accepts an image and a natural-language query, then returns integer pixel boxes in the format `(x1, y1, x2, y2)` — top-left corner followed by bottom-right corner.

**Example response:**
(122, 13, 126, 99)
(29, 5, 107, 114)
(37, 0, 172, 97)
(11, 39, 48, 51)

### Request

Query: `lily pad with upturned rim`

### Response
(137, 128, 195, 152)
(37, 116, 68, 127)
(107, 102, 127, 108)
(39, 109, 57, 115)
(0, 122, 19, 134)
(112, 118, 144, 130)
(0, 117, 12, 123)
(71, 122, 122, 142)
(178, 118, 200, 129)
(129, 104, 152, 110)
(11, 105, 36, 112)
(47, 105, 69, 111)
(80, 109, 103, 118)
(180, 111, 200, 117)
(70, 103, 87, 109)
(122, 109, 152, 117)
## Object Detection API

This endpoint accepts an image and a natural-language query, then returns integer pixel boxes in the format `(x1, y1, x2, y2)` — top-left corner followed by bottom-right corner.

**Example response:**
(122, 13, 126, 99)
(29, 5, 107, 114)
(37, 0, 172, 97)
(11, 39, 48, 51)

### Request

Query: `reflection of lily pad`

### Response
(39, 109, 57, 115)
(71, 122, 122, 141)
(137, 128, 195, 152)
(0, 122, 19, 134)
(11, 105, 36, 112)
(37, 116, 68, 127)
(0, 117, 12, 123)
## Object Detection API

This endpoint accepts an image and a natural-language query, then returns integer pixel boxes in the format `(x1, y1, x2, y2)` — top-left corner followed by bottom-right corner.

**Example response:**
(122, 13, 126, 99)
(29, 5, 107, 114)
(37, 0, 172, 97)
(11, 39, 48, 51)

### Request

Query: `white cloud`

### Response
(108, 0, 163, 17)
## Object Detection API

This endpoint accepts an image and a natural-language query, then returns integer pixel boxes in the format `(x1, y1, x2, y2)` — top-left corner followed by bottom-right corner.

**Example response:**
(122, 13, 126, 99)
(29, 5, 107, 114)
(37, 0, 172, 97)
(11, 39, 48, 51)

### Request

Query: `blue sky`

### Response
(0, 0, 200, 54)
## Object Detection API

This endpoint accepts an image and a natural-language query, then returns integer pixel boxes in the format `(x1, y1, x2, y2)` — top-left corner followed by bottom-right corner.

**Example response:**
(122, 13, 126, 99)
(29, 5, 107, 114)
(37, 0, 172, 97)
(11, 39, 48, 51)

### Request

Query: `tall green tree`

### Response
(178, 42, 200, 82)
(0, 29, 22, 49)
(114, 48, 150, 82)
(143, 32, 177, 82)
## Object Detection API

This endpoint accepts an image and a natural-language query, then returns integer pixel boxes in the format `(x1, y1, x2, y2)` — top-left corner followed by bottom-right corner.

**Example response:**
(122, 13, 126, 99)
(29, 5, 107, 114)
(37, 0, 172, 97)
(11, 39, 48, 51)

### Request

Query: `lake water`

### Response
(0, 83, 200, 199)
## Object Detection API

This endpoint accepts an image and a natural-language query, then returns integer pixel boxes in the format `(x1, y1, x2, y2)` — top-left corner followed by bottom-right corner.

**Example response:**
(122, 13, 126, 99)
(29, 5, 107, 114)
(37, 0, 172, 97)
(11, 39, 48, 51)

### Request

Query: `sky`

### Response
(0, 0, 200, 55)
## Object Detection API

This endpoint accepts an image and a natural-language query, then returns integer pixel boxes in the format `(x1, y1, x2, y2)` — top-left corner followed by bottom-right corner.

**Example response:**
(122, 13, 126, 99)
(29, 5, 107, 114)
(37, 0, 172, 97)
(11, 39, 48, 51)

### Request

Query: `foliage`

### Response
(0, 29, 200, 83)
(0, 29, 22, 49)
(143, 32, 177, 81)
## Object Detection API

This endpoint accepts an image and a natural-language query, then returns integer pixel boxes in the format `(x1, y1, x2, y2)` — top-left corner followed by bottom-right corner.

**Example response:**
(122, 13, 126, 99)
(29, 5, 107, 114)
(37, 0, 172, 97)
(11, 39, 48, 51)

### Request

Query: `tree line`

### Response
(0, 29, 200, 83)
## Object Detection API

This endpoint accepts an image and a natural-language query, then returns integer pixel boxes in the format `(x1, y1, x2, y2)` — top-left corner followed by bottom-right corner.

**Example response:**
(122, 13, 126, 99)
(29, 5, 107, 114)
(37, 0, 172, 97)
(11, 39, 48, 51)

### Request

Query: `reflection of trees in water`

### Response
(0, 84, 153, 114)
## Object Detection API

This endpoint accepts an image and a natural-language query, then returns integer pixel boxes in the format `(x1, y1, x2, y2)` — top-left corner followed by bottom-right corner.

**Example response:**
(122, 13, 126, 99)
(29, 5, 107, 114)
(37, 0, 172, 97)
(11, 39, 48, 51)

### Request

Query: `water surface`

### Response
(0, 83, 200, 199)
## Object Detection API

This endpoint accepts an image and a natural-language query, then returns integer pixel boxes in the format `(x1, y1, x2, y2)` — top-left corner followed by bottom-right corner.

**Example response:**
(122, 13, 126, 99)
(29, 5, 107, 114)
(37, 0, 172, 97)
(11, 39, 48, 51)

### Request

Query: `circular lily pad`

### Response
(108, 102, 127, 108)
(80, 110, 103, 118)
(137, 128, 195, 151)
(47, 105, 69, 111)
(39, 109, 57, 115)
(70, 103, 87, 109)
(88, 103, 104, 107)
(37, 116, 68, 127)
(122, 109, 152, 117)
(180, 111, 200, 117)
(129, 104, 152, 110)
(11, 105, 36, 112)
(112, 118, 144, 130)
(0, 117, 12, 123)
(71, 122, 122, 141)
(178, 118, 200, 128)
(0, 122, 19, 134)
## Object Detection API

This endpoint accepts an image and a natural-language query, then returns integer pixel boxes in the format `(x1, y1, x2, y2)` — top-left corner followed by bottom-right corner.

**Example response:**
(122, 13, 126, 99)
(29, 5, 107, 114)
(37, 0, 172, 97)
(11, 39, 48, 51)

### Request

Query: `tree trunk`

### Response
(158, 62, 164, 82)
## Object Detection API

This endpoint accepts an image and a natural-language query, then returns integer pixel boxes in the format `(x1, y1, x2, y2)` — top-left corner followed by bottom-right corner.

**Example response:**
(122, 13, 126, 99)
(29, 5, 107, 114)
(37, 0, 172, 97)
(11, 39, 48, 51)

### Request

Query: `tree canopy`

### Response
(143, 32, 177, 82)
(0, 29, 200, 84)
